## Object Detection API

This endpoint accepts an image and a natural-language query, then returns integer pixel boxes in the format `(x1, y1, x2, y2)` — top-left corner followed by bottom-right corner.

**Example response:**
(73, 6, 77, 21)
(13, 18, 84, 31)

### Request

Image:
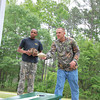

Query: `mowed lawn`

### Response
(0, 91, 16, 98)
(0, 91, 71, 100)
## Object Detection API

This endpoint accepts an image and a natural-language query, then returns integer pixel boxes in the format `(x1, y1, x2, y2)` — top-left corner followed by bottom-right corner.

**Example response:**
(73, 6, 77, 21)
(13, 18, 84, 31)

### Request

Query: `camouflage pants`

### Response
(17, 61, 37, 95)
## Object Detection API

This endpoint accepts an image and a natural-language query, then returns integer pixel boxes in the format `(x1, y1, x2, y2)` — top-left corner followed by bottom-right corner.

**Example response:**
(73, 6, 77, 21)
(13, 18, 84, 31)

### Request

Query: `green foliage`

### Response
(24, 0, 70, 29)
(0, 1, 100, 100)
(63, 81, 71, 98)
(76, 35, 100, 99)
(34, 70, 57, 93)
(4, 4, 40, 36)
(0, 3, 41, 90)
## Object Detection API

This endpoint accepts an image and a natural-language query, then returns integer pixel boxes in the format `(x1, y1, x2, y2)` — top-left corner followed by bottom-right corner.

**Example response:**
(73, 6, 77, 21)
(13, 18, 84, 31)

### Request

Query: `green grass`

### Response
(0, 91, 17, 98)
(62, 98, 71, 100)
(0, 91, 71, 100)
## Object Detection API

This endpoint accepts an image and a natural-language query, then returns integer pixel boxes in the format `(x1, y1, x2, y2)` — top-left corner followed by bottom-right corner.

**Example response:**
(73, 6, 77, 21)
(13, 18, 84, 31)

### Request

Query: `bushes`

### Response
(77, 36, 100, 100)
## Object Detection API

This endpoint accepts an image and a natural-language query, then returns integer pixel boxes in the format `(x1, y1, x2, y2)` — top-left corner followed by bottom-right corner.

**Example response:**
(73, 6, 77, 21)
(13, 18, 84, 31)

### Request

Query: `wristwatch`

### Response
(73, 59, 77, 64)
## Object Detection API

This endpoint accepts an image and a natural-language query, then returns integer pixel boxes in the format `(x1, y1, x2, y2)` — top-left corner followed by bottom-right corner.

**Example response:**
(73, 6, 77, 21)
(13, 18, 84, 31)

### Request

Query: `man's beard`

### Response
(30, 36, 35, 39)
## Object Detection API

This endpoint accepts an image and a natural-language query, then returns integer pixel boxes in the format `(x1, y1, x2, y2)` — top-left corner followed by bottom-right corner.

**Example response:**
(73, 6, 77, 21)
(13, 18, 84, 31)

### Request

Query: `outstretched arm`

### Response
(41, 42, 57, 60)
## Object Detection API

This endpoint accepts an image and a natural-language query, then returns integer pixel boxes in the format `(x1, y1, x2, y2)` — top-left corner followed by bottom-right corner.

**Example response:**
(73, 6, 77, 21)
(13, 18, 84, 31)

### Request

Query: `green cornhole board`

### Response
(2, 92, 62, 100)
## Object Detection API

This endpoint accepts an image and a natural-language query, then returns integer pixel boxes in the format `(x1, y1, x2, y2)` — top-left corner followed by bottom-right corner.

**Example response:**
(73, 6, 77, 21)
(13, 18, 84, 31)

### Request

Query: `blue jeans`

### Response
(55, 69, 79, 100)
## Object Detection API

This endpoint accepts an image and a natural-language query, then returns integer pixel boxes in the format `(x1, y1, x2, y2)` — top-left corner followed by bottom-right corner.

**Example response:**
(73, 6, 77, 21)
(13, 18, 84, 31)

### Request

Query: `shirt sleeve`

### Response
(72, 39, 80, 62)
(19, 39, 25, 48)
(46, 42, 57, 59)
(38, 41, 43, 52)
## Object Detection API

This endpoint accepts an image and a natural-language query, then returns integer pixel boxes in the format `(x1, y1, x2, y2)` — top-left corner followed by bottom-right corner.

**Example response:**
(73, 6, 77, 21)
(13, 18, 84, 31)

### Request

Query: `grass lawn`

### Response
(0, 91, 17, 98)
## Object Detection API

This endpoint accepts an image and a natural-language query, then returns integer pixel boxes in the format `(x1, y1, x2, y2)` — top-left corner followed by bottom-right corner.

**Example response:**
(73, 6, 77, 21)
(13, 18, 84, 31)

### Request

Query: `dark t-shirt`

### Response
(19, 37, 43, 63)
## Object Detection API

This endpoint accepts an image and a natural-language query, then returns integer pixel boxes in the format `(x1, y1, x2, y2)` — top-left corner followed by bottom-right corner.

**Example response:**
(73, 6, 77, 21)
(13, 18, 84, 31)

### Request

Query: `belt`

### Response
(59, 63, 70, 68)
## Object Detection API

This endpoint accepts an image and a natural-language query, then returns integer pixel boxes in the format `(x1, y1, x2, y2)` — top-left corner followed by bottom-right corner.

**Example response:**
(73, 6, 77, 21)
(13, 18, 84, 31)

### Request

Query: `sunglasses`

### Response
(31, 32, 37, 34)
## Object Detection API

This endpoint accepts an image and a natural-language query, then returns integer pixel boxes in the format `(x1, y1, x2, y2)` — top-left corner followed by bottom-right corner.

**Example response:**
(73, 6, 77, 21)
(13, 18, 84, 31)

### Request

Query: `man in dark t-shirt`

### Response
(17, 29, 43, 95)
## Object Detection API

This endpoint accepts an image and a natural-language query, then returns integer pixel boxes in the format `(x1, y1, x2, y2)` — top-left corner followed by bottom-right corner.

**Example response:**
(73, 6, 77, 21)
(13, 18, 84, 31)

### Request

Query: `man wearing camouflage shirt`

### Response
(43, 27, 80, 100)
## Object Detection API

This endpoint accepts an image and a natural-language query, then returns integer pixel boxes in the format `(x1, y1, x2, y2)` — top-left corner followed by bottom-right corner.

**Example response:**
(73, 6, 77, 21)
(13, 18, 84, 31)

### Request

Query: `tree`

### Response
(77, 35, 100, 99)
(0, 3, 40, 90)
(67, 0, 100, 41)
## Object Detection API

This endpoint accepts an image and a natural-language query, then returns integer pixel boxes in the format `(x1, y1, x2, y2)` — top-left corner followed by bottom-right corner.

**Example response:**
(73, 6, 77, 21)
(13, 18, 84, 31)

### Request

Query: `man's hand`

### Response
(25, 50, 32, 56)
(70, 61, 76, 70)
(17, 47, 32, 56)
(40, 56, 47, 60)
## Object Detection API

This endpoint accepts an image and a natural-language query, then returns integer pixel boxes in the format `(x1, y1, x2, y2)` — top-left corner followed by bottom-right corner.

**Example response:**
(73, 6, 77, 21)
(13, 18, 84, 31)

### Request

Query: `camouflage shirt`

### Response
(46, 37, 80, 71)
